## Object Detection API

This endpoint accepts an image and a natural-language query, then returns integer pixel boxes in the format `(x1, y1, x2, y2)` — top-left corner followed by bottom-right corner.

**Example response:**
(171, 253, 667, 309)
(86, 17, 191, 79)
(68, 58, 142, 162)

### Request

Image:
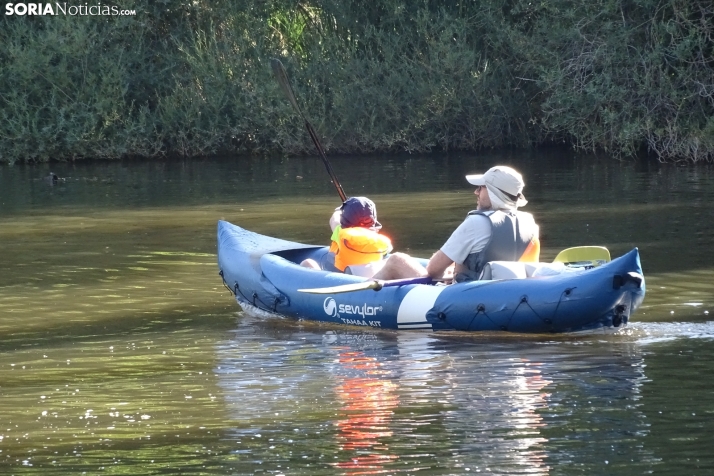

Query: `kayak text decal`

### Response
(323, 297, 383, 327)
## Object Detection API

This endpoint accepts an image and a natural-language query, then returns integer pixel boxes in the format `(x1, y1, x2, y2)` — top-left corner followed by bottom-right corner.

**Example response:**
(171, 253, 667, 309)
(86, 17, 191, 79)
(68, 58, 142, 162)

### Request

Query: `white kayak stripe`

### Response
(396, 285, 446, 328)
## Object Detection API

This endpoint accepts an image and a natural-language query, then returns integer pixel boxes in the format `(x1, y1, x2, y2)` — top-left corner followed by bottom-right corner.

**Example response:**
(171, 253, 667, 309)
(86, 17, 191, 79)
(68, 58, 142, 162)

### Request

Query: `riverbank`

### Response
(1, 0, 712, 165)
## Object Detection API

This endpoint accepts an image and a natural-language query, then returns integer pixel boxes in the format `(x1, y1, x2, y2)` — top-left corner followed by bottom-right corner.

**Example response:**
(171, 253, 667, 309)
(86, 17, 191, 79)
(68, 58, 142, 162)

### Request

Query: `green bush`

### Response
(529, 0, 714, 162)
(0, 0, 712, 164)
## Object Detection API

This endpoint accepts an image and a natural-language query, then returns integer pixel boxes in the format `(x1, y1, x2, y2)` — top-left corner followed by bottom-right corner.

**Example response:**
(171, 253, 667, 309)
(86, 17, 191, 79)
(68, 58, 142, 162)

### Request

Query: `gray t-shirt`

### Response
(440, 214, 492, 265)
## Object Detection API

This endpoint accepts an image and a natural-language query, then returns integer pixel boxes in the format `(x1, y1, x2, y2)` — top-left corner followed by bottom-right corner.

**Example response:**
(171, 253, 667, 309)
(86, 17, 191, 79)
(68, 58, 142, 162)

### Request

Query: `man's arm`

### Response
(426, 250, 454, 280)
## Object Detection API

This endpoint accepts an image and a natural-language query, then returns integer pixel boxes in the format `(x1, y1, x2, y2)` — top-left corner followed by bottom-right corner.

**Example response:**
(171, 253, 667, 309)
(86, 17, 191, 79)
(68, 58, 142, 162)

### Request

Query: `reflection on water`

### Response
(331, 349, 399, 473)
(5, 311, 714, 473)
(209, 315, 692, 475)
(2, 152, 714, 473)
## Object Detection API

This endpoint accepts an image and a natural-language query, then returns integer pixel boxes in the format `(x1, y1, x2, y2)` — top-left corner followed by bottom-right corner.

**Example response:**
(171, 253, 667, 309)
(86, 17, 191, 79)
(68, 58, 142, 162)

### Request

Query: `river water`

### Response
(1, 151, 713, 475)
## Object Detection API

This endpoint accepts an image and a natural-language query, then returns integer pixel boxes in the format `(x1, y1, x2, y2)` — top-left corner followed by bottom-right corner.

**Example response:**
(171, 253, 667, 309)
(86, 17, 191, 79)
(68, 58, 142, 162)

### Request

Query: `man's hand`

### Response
(441, 263, 455, 283)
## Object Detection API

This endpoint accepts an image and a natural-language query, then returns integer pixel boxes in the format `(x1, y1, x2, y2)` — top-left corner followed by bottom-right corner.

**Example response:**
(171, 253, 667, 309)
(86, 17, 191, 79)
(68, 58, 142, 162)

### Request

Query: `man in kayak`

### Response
(372, 165, 540, 282)
(301, 196, 393, 274)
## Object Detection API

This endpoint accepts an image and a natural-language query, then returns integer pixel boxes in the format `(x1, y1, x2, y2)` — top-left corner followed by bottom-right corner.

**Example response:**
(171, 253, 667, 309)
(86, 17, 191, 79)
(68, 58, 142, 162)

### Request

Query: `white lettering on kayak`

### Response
(339, 318, 382, 327)
(338, 303, 383, 318)
(322, 297, 383, 320)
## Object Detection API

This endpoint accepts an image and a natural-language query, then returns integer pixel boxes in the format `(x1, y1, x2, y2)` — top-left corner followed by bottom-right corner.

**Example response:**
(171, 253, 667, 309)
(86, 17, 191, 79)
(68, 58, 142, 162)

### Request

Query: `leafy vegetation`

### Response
(0, 0, 712, 164)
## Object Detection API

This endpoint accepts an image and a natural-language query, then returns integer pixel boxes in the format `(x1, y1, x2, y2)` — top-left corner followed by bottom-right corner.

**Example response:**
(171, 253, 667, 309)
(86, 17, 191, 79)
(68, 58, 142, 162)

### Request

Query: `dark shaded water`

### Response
(1, 151, 714, 474)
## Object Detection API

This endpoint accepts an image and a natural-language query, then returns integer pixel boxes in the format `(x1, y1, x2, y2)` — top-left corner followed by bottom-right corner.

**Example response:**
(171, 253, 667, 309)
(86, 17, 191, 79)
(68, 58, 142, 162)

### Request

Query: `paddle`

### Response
(270, 58, 347, 203)
(298, 246, 612, 294)
(298, 276, 434, 294)
(553, 246, 611, 268)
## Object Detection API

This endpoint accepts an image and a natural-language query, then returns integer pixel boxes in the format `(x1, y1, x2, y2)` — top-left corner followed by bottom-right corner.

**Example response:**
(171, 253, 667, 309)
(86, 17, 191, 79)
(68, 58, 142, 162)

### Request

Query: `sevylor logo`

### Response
(323, 297, 338, 317)
(322, 297, 382, 319)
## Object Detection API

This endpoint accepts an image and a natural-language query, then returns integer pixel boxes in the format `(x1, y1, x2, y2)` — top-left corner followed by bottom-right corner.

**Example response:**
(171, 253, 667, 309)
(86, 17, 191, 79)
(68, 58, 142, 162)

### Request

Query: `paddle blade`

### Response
(270, 58, 303, 116)
(270, 57, 347, 202)
(553, 246, 611, 265)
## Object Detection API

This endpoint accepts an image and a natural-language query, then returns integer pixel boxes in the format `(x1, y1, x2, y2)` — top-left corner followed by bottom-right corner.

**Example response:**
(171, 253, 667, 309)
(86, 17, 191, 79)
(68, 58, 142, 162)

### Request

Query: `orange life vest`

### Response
(330, 226, 393, 272)
(519, 236, 541, 263)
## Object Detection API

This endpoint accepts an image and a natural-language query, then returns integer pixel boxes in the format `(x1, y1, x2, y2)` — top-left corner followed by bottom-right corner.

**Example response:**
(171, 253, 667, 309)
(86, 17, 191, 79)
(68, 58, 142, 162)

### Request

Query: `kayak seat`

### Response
(273, 246, 340, 272)
(479, 261, 578, 280)
(479, 261, 529, 280)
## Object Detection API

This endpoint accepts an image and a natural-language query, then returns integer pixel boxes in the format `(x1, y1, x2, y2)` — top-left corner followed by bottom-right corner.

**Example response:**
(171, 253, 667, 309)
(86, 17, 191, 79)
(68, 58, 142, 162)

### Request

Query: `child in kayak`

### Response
(301, 196, 392, 275)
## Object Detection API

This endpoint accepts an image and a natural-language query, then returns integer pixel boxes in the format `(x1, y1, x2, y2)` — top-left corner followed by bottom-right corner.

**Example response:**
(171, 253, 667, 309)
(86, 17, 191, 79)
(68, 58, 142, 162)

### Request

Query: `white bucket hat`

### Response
(465, 165, 528, 208)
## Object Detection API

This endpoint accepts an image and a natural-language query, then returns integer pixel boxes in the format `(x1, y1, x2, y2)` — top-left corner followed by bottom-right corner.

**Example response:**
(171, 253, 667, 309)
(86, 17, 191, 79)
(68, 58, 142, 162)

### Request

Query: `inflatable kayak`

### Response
(217, 220, 646, 334)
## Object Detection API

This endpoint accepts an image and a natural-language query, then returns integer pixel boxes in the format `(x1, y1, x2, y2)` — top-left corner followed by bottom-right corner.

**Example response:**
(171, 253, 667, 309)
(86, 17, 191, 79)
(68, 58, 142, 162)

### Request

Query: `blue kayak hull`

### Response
(217, 220, 646, 334)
